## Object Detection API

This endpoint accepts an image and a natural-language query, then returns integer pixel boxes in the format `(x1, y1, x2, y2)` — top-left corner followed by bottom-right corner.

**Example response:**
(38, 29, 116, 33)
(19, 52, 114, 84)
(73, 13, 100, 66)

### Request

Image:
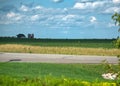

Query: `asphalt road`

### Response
(0, 52, 119, 64)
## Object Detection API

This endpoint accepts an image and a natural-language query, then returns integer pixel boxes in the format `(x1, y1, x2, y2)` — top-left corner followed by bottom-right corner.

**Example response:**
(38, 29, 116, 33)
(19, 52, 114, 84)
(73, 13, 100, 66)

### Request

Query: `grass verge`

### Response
(0, 62, 118, 82)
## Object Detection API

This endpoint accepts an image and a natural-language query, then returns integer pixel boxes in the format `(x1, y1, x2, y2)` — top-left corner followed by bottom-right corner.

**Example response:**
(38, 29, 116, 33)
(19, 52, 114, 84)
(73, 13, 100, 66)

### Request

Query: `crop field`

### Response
(0, 37, 115, 48)
(0, 37, 119, 56)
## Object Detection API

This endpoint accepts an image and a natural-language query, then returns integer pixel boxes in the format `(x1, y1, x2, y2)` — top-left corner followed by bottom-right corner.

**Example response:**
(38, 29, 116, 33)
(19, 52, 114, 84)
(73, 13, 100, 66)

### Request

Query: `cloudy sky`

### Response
(0, 0, 120, 39)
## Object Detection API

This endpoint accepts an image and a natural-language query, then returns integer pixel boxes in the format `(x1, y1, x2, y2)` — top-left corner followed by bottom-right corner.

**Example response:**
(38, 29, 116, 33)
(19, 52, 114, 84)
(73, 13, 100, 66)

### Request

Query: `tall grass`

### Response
(0, 44, 119, 56)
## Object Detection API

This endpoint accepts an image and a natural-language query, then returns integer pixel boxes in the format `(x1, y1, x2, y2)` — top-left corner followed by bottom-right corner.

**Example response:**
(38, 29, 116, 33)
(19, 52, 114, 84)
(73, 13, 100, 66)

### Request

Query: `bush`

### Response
(0, 76, 118, 86)
(114, 38, 120, 49)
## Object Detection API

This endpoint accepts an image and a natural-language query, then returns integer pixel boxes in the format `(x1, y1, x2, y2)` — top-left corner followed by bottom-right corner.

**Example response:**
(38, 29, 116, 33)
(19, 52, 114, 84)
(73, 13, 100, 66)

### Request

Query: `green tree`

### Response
(101, 13, 120, 83)
(112, 13, 120, 48)
(112, 13, 120, 32)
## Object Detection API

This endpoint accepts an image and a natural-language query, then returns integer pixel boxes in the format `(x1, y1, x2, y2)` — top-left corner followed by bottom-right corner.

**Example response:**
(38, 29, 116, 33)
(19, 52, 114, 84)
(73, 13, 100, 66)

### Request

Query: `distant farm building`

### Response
(28, 34, 34, 38)
(17, 34, 26, 38)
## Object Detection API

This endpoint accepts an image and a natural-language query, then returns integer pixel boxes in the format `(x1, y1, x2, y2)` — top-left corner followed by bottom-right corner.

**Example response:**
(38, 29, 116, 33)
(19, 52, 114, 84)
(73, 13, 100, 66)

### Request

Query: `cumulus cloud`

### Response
(113, 0, 120, 4)
(62, 8, 68, 14)
(104, 7, 120, 13)
(73, 0, 120, 14)
(7, 12, 16, 18)
(73, 1, 105, 9)
(20, 5, 29, 12)
(0, 0, 120, 39)
(90, 16, 97, 23)
(31, 15, 39, 21)
(33, 6, 43, 10)
(6, 12, 22, 21)
(0, 0, 119, 30)
(3, 11, 24, 24)
(52, 0, 64, 3)
(62, 14, 77, 21)
(73, 3, 86, 9)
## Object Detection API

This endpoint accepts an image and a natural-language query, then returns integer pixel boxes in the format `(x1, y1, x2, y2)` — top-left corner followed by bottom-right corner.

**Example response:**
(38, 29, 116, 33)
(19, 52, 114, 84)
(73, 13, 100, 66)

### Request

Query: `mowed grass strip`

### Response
(0, 44, 120, 56)
(0, 62, 111, 82)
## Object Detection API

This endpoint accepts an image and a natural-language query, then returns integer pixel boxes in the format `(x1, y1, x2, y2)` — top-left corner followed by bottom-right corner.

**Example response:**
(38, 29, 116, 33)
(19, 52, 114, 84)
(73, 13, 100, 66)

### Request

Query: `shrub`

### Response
(114, 38, 120, 49)
(102, 57, 120, 84)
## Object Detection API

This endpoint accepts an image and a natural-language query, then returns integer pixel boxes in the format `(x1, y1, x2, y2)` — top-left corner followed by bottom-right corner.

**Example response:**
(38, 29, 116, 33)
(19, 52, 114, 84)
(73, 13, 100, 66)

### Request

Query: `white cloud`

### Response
(62, 14, 77, 21)
(90, 16, 97, 23)
(92, 1, 105, 8)
(33, 6, 43, 10)
(6, 12, 22, 20)
(1, 1, 119, 28)
(73, 1, 120, 14)
(52, 0, 63, 3)
(7, 12, 16, 18)
(73, 3, 85, 9)
(104, 7, 120, 13)
(73, 1, 105, 9)
(63, 8, 68, 13)
(20, 5, 29, 12)
(80, 0, 90, 2)
(4, 12, 24, 24)
(113, 0, 120, 4)
(31, 15, 39, 21)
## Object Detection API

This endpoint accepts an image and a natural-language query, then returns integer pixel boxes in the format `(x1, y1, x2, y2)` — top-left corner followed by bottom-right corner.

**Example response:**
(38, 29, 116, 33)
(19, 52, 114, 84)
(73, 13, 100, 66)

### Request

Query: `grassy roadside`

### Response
(0, 44, 120, 56)
(0, 76, 119, 86)
(0, 62, 115, 82)
(0, 76, 117, 86)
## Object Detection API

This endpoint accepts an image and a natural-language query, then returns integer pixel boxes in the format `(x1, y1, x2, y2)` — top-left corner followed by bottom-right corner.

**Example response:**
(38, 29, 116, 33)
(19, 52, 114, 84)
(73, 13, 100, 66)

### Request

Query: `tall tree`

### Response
(112, 13, 120, 32)
(112, 13, 120, 48)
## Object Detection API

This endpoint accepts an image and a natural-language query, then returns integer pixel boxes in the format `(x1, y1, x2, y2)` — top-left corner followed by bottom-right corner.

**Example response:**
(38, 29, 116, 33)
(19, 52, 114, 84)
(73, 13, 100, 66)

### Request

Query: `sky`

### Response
(0, 0, 120, 39)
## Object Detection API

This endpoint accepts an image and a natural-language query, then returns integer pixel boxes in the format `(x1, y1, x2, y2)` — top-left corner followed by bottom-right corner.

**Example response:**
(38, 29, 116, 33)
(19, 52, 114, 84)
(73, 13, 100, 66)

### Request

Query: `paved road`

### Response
(0, 52, 119, 64)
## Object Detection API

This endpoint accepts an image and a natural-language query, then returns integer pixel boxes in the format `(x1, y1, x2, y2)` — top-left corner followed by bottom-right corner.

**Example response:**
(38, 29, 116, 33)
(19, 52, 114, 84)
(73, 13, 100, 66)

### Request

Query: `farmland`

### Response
(0, 37, 119, 56)
(0, 37, 120, 85)
(0, 37, 115, 48)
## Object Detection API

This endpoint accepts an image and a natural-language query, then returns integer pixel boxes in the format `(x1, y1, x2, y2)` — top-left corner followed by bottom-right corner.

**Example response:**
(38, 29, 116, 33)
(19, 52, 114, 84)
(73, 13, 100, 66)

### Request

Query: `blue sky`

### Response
(0, 0, 120, 39)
